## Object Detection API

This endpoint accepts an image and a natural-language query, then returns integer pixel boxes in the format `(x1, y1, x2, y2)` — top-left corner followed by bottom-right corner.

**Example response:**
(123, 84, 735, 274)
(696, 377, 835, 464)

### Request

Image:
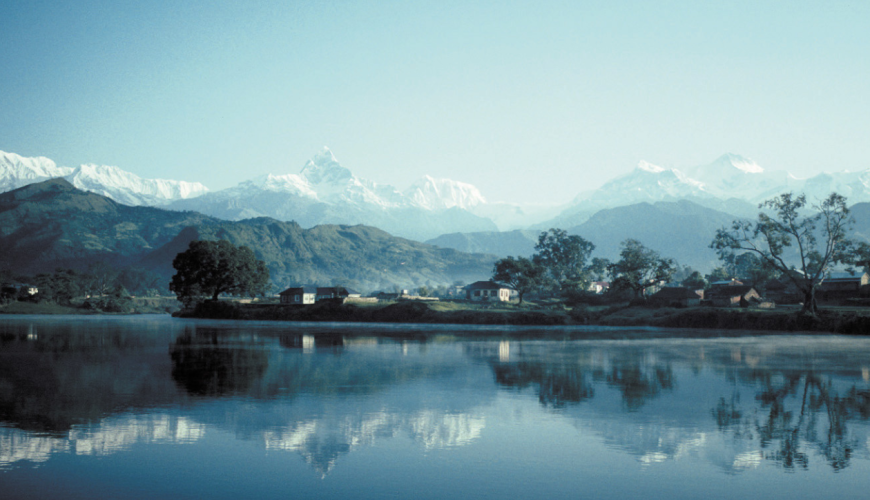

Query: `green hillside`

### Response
(0, 179, 495, 291)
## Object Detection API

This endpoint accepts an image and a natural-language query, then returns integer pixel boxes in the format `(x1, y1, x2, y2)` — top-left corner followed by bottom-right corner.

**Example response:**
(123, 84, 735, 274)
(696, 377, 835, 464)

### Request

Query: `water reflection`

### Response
(1, 318, 870, 483)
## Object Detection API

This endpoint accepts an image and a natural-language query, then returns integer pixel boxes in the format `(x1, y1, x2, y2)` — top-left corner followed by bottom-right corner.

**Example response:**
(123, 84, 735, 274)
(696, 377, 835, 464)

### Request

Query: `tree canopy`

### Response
(533, 228, 596, 295)
(607, 239, 676, 299)
(170, 240, 270, 306)
(492, 256, 545, 304)
(710, 192, 853, 316)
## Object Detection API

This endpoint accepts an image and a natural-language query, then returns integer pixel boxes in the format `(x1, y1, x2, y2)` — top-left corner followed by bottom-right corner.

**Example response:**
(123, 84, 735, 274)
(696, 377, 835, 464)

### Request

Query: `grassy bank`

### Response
(0, 297, 180, 315)
(177, 299, 870, 334)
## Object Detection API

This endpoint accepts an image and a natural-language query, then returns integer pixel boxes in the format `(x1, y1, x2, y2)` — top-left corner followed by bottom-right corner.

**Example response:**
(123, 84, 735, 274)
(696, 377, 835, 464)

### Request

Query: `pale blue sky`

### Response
(2, 0, 869, 204)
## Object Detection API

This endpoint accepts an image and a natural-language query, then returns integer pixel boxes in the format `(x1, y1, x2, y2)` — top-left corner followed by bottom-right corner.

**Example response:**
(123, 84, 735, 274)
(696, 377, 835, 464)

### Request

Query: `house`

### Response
(709, 278, 743, 289)
(587, 281, 610, 294)
(819, 271, 870, 293)
(316, 286, 363, 301)
(764, 278, 801, 304)
(464, 281, 513, 302)
(279, 286, 317, 305)
(707, 285, 761, 307)
(650, 287, 701, 307)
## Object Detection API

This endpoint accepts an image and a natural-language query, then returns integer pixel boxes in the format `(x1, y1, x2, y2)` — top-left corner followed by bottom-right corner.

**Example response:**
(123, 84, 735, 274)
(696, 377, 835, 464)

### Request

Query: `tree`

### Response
(728, 252, 778, 288)
(170, 240, 270, 306)
(533, 228, 596, 295)
(607, 239, 676, 300)
(492, 256, 545, 304)
(710, 192, 853, 316)
(681, 270, 707, 290)
(705, 266, 731, 284)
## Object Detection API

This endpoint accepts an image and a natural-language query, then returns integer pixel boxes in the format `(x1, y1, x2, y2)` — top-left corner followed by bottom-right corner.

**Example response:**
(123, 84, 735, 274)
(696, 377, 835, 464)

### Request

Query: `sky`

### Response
(2, 0, 869, 204)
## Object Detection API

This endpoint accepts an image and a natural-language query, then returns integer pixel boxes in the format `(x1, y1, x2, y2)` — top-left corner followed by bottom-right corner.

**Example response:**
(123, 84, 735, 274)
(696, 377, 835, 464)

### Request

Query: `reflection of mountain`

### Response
(0, 414, 205, 469)
(263, 410, 485, 475)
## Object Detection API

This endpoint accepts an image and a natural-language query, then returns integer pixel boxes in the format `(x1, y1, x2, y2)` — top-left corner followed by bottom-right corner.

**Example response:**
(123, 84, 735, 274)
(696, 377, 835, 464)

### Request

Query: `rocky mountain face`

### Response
(0, 150, 208, 206)
(0, 179, 494, 290)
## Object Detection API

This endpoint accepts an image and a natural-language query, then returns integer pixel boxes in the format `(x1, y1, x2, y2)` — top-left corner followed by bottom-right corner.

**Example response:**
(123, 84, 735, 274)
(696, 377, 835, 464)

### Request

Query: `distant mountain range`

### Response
(0, 179, 495, 291)
(4, 148, 870, 269)
(1, 150, 208, 206)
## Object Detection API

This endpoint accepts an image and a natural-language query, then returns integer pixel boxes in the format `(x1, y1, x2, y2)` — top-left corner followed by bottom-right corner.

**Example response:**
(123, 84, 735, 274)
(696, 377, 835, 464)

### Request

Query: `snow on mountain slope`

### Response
(299, 148, 405, 207)
(684, 153, 794, 201)
(573, 160, 710, 207)
(68, 164, 209, 206)
(167, 147, 499, 240)
(0, 150, 208, 206)
(404, 175, 487, 210)
(0, 150, 73, 191)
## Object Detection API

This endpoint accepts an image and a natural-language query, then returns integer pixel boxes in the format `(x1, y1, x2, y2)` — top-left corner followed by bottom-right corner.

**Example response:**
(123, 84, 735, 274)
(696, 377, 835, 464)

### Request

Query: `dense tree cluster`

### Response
(170, 240, 270, 307)
(0, 264, 163, 311)
(492, 229, 674, 303)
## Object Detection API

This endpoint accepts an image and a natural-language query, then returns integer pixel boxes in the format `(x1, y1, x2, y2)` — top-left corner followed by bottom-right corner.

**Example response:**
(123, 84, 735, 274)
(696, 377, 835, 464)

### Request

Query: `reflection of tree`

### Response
(489, 349, 675, 410)
(714, 371, 870, 471)
(605, 362, 674, 411)
(492, 362, 594, 408)
(0, 327, 179, 433)
(170, 334, 270, 396)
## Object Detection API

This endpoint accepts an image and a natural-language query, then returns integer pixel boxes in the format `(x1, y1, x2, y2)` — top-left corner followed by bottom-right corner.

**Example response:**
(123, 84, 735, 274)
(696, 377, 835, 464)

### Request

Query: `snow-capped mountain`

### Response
(542, 153, 870, 229)
(67, 164, 209, 206)
(0, 150, 208, 206)
(0, 150, 74, 191)
(403, 175, 486, 211)
(168, 147, 498, 241)
(682, 153, 795, 201)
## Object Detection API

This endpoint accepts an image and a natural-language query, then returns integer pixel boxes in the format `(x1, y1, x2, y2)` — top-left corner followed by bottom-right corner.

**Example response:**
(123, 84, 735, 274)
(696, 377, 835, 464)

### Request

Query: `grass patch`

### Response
(0, 301, 94, 315)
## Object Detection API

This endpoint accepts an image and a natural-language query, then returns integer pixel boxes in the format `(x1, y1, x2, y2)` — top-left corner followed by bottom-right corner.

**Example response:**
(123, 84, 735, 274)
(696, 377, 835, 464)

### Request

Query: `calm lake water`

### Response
(1, 315, 870, 499)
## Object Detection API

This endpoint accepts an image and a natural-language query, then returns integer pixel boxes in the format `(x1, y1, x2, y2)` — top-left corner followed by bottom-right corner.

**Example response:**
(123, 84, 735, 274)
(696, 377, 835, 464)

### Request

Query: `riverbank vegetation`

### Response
(175, 298, 870, 334)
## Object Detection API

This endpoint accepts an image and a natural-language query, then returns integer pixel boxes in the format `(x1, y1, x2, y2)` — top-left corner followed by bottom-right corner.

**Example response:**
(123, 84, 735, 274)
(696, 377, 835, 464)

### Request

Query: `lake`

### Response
(1, 315, 869, 499)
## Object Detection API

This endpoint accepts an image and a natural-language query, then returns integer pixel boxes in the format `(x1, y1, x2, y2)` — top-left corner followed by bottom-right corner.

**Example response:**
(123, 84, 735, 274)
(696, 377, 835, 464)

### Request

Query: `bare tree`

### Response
(710, 192, 853, 316)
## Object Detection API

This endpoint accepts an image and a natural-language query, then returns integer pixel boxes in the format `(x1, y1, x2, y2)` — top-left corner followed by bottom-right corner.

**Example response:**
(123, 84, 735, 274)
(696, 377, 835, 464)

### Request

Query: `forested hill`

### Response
(0, 178, 217, 272)
(0, 179, 495, 291)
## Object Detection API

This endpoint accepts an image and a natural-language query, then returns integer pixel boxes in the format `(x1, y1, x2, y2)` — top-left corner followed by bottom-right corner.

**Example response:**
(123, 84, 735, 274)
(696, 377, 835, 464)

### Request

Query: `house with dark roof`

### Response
(279, 286, 317, 305)
(819, 271, 870, 293)
(650, 287, 701, 307)
(707, 285, 761, 307)
(464, 280, 513, 302)
(315, 286, 362, 301)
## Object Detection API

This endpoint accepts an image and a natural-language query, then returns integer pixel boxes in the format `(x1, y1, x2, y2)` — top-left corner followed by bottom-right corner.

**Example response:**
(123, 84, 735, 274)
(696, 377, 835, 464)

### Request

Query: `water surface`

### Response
(1, 315, 869, 499)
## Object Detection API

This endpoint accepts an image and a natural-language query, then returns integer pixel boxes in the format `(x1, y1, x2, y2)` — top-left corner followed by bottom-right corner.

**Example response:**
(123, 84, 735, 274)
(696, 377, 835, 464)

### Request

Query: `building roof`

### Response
(708, 285, 757, 297)
(280, 286, 317, 295)
(710, 279, 743, 287)
(826, 272, 868, 282)
(464, 280, 513, 291)
(652, 287, 700, 300)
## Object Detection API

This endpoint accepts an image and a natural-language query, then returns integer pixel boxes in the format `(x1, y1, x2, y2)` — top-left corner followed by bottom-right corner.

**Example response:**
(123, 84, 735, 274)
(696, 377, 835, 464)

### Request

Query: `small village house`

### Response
(818, 271, 870, 293)
(707, 285, 761, 307)
(279, 286, 317, 305)
(464, 281, 513, 302)
(650, 287, 701, 307)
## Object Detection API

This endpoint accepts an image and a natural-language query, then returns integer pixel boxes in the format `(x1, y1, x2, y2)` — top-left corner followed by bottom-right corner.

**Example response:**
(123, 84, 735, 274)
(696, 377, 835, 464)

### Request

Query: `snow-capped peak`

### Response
(636, 160, 665, 173)
(1, 150, 74, 191)
(713, 153, 764, 174)
(300, 147, 352, 185)
(404, 175, 487, 210)
(0, 150, 208, 205)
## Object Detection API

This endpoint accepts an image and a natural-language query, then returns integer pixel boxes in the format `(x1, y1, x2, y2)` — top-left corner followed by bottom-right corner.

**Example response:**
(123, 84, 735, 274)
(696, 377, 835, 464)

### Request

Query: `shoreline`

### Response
(175, 300, 870, 335)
